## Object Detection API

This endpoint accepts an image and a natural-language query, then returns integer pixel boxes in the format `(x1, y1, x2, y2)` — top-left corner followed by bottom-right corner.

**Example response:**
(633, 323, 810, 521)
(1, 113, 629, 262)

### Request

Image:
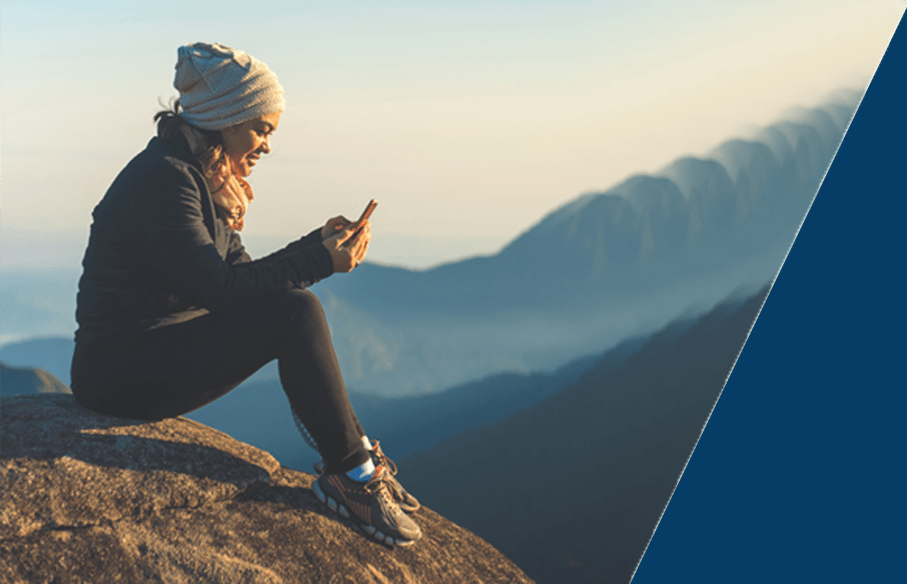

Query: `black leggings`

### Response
(70, 288, 369, 474)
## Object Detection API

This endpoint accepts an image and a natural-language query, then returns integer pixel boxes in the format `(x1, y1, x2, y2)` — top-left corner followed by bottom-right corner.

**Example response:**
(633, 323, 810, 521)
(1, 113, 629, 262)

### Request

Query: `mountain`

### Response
(398, 283, 771, 584)
(1, 91, 859, 396)
(321, 92, 857, 317)
(0, 337, 76, 386)
(1, 394, 533, 583)
(0, 362, 70, 398)
(186, 350, 614, 474)
(310, 91, 858, 394)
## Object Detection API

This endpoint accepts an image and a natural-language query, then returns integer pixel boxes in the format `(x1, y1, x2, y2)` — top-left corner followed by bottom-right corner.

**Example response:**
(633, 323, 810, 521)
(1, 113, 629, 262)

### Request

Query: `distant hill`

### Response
(0, 337, 75, 386)
(186, 349, 620, 473)
(0, 362, 71, 398)
(0, 330, 637, 475)
(398, 283, 771, 584)
(1, 91, 859, 396)
(311, 92, 857, 393)
(320, 92, 855, 317)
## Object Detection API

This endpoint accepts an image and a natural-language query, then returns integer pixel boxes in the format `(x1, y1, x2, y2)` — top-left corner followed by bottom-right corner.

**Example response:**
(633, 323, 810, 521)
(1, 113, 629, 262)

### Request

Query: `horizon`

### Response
(1, 1, 902, 271)
(0, 85, 882, 272)
(0, 88, 859, 371)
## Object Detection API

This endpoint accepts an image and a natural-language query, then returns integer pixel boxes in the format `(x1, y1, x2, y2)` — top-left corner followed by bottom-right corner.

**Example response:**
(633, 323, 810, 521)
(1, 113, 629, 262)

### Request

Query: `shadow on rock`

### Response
(0, 394, 535, 583)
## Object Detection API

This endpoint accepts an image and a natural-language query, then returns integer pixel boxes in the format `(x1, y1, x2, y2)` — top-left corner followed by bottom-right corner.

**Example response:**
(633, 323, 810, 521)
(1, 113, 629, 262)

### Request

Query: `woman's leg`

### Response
(71, 288, 368, 474)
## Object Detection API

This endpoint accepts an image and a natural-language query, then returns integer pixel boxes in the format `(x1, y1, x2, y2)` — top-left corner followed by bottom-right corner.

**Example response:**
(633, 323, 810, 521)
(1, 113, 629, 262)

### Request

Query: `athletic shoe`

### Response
(312, 441, 421, 514)
(313, 464, 422, 546)
(369, 441, 420, 513)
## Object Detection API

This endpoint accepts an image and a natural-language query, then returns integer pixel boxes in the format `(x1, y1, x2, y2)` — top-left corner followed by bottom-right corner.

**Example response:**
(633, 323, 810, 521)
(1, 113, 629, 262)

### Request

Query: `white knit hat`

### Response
(174, 42, 286, 130)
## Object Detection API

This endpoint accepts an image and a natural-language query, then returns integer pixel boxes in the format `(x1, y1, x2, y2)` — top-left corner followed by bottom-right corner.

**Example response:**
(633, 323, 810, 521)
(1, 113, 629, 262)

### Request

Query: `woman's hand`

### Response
(322, 221, 370, 273)
(321, 216, 351, 240)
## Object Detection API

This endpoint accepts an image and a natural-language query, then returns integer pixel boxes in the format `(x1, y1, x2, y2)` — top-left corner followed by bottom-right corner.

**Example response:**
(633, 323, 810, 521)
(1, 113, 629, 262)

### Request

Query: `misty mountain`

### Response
(309, 90, 858, 393)
(1, 90, 859, 396)
(0, 362, 70, 398)
(322, 93, 852, 317)
(397, 283, 771, 584)
(0, 337, 76, 387)
(184, 349, 620, 473)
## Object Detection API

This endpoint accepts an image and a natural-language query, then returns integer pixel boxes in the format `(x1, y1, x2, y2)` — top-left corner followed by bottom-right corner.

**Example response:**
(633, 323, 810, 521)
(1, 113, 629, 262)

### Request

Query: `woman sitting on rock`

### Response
(70, 42, 421, 547)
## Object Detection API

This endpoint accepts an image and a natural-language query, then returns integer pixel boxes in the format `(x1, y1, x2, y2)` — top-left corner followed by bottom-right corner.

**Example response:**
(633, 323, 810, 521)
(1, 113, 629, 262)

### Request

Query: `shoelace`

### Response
(382, 474, 406, 502)
(363, 465, 394, 496)
(363, 469, 409, 521)
(301, 430, 406, 506)
(369, 442, 408, 503)
(371, 441, 399, 476)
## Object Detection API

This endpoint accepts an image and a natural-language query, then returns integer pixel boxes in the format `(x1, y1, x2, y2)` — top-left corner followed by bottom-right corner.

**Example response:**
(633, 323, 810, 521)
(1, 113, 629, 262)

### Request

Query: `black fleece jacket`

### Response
(74, 134, 335, 346)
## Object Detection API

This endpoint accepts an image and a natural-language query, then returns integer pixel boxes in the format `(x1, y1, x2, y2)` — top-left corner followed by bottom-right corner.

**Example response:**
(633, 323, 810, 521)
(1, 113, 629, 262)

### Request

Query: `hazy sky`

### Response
(1, 0, 903, 268)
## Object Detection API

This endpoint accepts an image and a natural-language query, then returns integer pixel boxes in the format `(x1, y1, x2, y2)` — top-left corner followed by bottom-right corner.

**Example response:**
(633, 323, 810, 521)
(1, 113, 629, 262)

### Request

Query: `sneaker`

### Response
(313, 464, 422, 546)
(312, 441, 421, 514)
(369, 441, 420, 513)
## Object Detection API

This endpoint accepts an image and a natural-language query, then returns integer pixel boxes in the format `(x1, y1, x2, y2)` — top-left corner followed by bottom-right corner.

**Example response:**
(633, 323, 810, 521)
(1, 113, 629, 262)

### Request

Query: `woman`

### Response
(70, 42, 421, 547)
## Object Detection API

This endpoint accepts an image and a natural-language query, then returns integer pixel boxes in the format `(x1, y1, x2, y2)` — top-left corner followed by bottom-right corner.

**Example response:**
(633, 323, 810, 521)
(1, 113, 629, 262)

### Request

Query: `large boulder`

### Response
(0, 394, 533, 583)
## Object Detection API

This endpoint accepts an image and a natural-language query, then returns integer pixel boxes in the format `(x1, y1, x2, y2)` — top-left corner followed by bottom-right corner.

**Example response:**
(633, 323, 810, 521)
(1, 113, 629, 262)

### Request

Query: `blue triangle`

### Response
(634, 12, 907, 584)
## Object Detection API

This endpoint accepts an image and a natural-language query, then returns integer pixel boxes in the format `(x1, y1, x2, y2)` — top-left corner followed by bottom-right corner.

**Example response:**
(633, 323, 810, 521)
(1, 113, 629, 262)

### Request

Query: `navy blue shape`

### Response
(634, 13, 906, 584)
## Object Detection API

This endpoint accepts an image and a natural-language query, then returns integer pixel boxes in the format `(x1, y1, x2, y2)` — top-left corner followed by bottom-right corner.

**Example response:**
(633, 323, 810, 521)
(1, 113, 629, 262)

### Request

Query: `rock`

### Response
(0, 394, 533, 584)
(0, 363, 71, 398)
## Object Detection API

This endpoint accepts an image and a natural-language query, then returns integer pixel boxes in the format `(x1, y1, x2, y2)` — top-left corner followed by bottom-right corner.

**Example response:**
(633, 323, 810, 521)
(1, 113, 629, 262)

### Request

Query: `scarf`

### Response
(179, 125, 254, 231)
(208, 161, 254, 231)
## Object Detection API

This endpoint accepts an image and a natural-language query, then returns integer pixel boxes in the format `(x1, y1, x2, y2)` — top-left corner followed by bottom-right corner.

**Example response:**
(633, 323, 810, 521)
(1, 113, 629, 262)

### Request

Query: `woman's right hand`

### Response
(321, 221, 371, 273)
(321, 215, 351, 240)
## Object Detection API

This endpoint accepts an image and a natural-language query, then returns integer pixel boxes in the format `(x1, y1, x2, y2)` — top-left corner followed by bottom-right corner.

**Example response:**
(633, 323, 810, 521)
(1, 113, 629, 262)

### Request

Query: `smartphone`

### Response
(355, 199, 378, 227)
(352, 199, 377, 236)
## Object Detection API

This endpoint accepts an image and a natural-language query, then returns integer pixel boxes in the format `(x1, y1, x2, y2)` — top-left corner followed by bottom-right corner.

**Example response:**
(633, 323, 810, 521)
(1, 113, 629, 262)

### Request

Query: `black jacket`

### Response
(74, 134, 334, 346)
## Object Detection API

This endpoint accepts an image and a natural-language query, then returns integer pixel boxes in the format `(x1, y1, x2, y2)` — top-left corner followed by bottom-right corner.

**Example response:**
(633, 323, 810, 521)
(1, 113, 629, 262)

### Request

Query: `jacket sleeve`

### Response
(130, 161, 335, 312)
(231, 227, 325, 265)
(225, 230, 253, 265)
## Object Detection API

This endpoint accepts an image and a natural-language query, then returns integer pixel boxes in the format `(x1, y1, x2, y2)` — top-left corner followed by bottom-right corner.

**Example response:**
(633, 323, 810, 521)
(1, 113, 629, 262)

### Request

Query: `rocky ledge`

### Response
(0, 394, 533, 584)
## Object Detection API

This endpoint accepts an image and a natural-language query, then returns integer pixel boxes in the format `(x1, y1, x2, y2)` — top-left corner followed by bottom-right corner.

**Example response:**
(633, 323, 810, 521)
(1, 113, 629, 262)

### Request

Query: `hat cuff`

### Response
(181, 91, 286, 130)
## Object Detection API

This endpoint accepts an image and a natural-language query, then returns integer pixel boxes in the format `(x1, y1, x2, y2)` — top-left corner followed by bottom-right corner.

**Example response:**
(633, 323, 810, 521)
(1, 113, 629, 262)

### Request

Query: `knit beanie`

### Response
(174, 42, 285, 131)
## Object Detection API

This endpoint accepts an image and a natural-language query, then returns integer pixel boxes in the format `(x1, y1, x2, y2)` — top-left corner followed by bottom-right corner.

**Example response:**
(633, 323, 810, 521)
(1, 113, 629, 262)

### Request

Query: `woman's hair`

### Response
(154, 99, 227, 180)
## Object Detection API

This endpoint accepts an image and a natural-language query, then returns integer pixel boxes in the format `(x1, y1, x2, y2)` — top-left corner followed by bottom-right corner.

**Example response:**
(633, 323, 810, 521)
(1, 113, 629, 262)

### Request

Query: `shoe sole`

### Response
(312, 480, 418, 547)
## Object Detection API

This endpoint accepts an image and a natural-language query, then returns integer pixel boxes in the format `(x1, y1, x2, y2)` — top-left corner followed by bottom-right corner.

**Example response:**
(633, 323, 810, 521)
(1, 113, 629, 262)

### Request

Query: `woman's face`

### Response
(220, 112, 281, 177)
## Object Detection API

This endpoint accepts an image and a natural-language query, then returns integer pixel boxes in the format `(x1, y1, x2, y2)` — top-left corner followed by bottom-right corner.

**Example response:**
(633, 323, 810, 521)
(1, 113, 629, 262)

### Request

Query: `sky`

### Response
(1, 0, 903, 269)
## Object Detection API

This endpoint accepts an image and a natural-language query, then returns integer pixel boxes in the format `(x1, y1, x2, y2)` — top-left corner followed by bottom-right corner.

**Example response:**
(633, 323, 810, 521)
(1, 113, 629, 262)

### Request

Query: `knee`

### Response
(280, 288, 327, 321)
(275, 288, 335, 348)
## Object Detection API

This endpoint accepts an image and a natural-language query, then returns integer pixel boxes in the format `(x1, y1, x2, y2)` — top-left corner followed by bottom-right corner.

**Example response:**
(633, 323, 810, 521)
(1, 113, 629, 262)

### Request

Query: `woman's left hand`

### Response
(321, 216, 351, 240)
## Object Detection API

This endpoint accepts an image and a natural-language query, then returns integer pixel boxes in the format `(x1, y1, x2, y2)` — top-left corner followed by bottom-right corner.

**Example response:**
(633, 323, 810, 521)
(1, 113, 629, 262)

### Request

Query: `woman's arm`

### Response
(224, 230, 253, 265)
(226, 215, 359, 266)
(230, 227, 323, 265)
(130, 162, 335, 312)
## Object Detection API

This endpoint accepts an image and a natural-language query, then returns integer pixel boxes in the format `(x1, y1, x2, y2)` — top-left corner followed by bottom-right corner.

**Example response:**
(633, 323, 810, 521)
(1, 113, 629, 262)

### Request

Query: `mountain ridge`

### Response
(1, 90, 859, 395)
(399, 283, 772, 584)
